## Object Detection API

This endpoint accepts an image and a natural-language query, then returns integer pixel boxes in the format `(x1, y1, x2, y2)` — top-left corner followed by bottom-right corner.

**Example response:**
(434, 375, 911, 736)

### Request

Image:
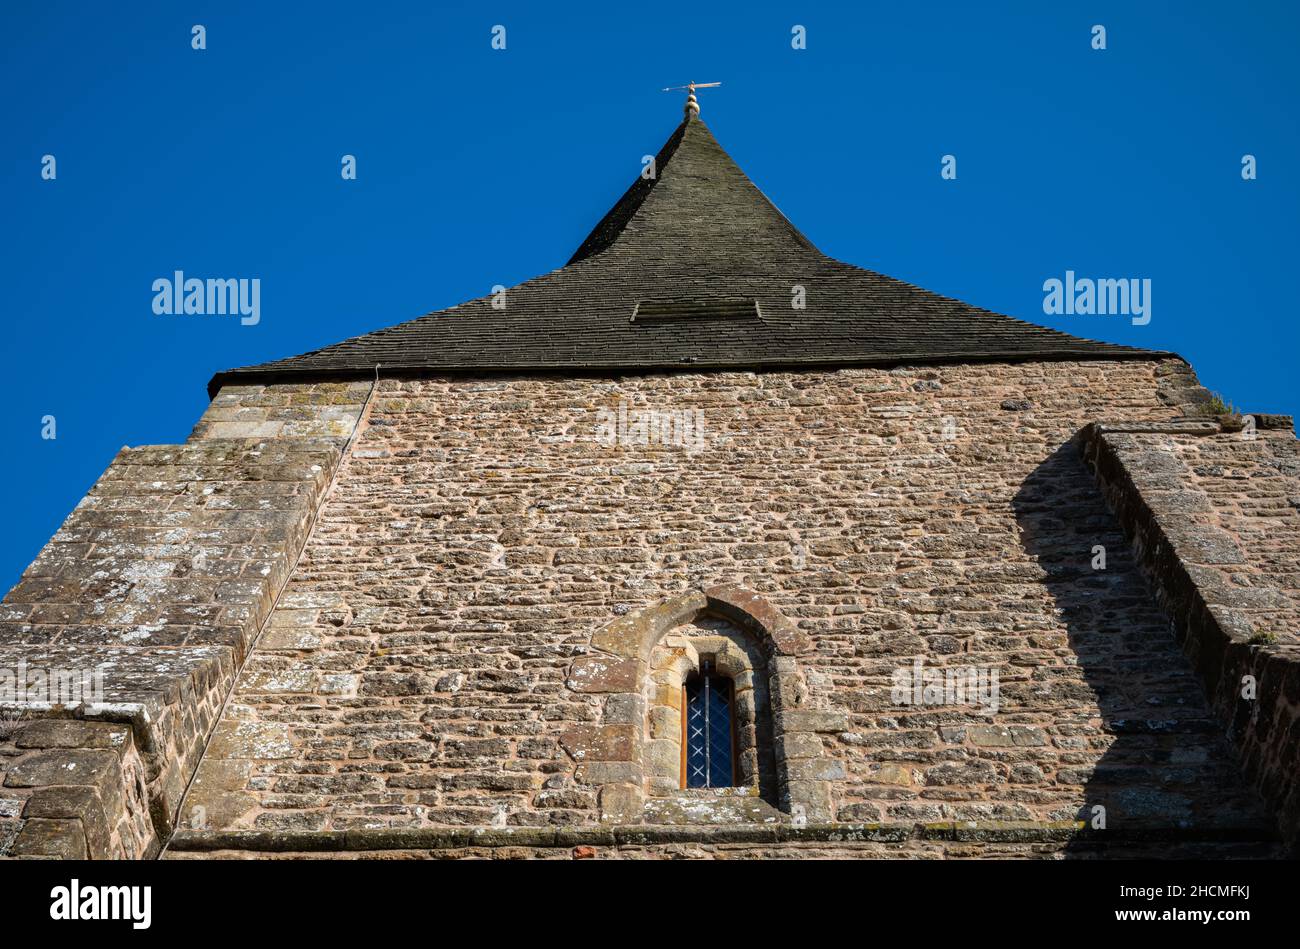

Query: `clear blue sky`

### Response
(2, 1, 1297, 591)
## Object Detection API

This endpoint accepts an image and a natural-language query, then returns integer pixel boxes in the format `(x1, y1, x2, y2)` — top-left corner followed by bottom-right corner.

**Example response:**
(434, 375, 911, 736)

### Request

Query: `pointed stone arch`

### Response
(564, 585, 835, 824)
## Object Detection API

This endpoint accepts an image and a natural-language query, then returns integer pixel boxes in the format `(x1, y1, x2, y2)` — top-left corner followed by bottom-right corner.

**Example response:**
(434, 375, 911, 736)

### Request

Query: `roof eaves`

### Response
(207, 347, 1177, 400)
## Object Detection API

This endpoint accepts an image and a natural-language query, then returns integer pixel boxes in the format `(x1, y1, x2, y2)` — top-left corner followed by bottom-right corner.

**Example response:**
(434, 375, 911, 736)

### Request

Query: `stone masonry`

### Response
(158, 357, 1288, 856)
(3, 361, 1295, 859)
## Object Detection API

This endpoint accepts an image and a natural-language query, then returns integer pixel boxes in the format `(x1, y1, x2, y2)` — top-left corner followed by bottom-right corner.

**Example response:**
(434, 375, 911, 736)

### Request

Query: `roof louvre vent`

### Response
(631, 298, 759, 324)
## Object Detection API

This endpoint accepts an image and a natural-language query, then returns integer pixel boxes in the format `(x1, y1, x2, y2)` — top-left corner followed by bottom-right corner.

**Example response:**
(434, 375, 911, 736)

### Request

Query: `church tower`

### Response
(2, 100, 1295, 860)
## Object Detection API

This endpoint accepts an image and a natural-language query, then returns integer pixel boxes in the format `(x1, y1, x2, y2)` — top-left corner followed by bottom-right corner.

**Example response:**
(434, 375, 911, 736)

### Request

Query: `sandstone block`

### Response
(598, 783, 644, 823)
(206, 721, 295, 760)
(3, 749, 120, 789)
(566, 656, 639, 693)
(10, 818, 88, 859)
(560, 725, 636, 763)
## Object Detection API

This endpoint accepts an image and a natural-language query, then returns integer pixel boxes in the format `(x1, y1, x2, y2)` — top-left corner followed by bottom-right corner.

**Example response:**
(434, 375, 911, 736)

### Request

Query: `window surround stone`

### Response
(564, 585, 834, 824)
(647, 619, 770, 798)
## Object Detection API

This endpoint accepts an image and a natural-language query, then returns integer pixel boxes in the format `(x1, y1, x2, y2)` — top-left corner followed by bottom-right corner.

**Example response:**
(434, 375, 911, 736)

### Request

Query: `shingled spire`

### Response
(209, 111, 1163, 395)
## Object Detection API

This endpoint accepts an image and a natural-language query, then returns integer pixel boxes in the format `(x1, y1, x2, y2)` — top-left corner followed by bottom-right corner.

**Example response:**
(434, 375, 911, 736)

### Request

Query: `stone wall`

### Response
(181, 358, 1281, 851)
(1080, 415, 1300, 844)
(6, 363, 1292, 859)
(0, 382, 369, 858)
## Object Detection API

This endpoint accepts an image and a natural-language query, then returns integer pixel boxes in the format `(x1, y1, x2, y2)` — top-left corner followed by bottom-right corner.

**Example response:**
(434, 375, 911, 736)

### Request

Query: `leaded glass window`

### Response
(683, 664, 735, 788)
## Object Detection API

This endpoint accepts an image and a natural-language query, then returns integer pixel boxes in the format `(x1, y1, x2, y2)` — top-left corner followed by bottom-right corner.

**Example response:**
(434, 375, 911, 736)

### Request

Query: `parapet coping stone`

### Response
(1093, 413, 1294, 437)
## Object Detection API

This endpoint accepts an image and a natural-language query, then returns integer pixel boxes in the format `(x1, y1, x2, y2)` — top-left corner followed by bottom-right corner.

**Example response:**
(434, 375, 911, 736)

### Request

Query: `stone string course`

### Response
(164, 820, 1279, 859)
(179, 358, 1283, 855)
(165, 841, 1275, 859)
(0, 382, 371, 858)
(1081, 416, 1300, 844)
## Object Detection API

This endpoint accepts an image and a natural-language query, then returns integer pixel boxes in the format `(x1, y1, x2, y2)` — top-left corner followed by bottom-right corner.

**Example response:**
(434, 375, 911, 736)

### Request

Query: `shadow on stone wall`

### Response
(1011, 442, 1275, 858)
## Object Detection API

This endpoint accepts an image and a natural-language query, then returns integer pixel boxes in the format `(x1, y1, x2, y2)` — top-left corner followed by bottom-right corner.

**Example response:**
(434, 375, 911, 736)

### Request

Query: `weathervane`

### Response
(662, 81, 721, 118)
